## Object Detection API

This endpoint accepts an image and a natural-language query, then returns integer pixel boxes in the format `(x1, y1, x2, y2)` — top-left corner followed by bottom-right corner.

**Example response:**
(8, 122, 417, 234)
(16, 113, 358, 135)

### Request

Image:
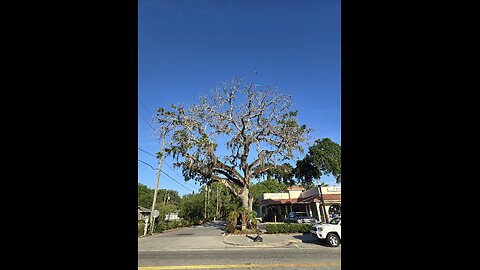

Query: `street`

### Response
(138, 222, 341, 269)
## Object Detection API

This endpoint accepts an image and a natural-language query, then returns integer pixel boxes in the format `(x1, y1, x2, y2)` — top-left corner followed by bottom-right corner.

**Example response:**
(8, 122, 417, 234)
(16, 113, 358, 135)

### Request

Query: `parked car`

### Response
(310, 217, 341, 247)
(286, 212, 317, 224)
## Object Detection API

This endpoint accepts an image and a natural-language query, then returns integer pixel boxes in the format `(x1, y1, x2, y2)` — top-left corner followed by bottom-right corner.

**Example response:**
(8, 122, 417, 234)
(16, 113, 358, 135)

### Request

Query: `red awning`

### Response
(259, 198, 298, 207)
(258, 194, 341, 207)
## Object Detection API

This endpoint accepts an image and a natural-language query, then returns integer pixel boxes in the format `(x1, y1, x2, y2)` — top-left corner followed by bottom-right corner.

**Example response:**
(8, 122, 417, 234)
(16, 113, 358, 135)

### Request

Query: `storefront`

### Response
(255, 185, 341, 223)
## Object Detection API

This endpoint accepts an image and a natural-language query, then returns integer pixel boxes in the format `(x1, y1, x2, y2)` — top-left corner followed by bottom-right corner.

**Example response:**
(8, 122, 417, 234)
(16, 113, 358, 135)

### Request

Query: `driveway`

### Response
(138, 221, 227, 251)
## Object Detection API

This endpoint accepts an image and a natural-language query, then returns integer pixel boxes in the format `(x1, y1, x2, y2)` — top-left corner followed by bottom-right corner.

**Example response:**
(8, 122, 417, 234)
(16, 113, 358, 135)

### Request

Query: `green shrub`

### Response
(165, 220, 179, 230)
(225, 222, 236, 233)
(138, 222, 145, 237)
(164, 219, 192, 230)
(154, 223, 165, 233)
(265, 223, 311, 234)
(225, 208, 258, 233)
(265, 224, 277, 233)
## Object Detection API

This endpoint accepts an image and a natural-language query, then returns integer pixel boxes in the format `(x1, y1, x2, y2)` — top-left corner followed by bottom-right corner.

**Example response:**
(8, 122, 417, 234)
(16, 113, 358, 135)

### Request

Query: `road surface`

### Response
(138, 222, 341, 269)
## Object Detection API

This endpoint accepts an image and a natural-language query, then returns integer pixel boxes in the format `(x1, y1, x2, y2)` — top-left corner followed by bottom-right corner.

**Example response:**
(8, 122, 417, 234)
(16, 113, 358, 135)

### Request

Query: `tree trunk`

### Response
(239, 188, 253, 231)
(239, 188, 253, 211)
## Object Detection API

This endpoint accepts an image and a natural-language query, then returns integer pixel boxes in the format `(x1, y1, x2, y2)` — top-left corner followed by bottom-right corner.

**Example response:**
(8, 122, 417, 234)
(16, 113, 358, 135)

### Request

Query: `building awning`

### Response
(297, 194, 341, 203)
(297, 194, 321, 203)
(258, 194, 342, 206)
(258, 198, 299, 207)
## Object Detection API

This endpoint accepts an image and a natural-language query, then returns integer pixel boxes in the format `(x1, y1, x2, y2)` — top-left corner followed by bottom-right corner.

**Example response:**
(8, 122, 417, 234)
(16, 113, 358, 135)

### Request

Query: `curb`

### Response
(138, 226, 189, 238)
(222, 235, 302, 248)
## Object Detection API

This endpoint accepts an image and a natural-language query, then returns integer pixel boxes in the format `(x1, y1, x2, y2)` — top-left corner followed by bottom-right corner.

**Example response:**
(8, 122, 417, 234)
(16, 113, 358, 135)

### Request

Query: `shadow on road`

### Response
(197, 221, 227, 233)
(292, 233, 328, 246)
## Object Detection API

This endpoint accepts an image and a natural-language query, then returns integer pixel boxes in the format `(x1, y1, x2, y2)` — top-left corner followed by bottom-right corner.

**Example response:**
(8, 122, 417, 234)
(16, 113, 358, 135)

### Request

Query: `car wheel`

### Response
(326, 233, 340, 247)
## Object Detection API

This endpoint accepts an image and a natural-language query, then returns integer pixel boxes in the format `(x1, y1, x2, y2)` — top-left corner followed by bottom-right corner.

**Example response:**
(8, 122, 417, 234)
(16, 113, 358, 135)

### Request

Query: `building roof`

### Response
(138, 206, 151, 212)
(287, 185, 304, 191)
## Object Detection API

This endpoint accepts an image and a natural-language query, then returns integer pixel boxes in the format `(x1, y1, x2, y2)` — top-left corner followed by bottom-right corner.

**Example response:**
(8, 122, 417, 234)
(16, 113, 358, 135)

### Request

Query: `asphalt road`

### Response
(138, 222, 227, 251)
(138, 222, 341, 269)
(138, 248, 341, 269)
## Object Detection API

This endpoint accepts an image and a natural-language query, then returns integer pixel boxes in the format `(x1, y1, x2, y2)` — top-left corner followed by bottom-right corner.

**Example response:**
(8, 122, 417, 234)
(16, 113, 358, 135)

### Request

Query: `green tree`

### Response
(251, 178, 288, 205)
(156, 77, 310, 229)
(179, 192, 204, 224)
(138, 183, 153, 208)
(264, 163, 295, 186)
(138, 183, 181, 213)
(179, 183, 242, 223)
(294, 156, 318, 189)
(295, 138, 341, 187)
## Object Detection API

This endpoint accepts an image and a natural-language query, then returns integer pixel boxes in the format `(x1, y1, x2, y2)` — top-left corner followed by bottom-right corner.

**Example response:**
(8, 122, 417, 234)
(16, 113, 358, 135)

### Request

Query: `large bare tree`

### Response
(156, 77, 310, 215)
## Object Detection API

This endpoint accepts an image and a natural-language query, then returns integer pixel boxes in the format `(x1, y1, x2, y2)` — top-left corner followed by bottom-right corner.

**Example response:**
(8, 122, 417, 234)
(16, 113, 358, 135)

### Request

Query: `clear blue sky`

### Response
(138, 0, 341, 196)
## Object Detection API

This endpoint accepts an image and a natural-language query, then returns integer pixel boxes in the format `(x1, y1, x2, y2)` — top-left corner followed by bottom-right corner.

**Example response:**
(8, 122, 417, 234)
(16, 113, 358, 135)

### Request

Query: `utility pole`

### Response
(149, 132, 166, 234)
(317, 184, 329, 223)
(204, 185, 207, 220)
(164, 192, 169, 205)
(216, 184, 219, 219)
(207, 185, 210, 219)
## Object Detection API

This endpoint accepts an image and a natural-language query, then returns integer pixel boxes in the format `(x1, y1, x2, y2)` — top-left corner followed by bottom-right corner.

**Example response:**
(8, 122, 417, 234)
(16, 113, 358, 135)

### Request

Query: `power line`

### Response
(163, 161, 183, 179)
(138, 101, 194, 190)
(138, 159, 156, 170)
(138, 98, 154, 115)
(142, 117, 156, 131)
(138, 147, 197, 189)
(138, 159, 192, 192)
(161, 170, 192, 192)
(163, 160, 197, 189)
(138, 147, 156, 157)
(138, 98, 157, 132)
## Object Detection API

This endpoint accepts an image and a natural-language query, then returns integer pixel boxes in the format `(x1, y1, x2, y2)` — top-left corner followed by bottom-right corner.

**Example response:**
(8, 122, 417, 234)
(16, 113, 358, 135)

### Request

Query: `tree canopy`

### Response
(264, 163, 295, 186)
(295, 138, 341, 188)
(250, 178, 288, 205)
(137, 183, 181, 210)
(179, 182, 241, 223)
(155, 77, 310, 212)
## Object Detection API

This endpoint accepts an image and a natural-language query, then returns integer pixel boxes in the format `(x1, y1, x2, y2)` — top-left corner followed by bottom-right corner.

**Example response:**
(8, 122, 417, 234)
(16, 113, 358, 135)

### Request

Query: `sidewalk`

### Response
(223, 233, 317, 247)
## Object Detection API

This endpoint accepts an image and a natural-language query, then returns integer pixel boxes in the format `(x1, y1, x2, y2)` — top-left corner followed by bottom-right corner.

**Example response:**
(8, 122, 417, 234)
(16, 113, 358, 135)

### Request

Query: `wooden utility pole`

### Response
(204, 185, 207, 220)
(317, 185, 329, 223)
(207, 186, 210, 219)
(164, 192, 169, 205)
(149, 132, 166, 234)
(216, 184, 219, 218)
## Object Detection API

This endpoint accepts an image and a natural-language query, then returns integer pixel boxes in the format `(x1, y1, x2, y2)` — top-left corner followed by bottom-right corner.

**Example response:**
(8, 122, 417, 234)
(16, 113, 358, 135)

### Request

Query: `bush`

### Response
(138, 219, 194, 235)
(138, 221, 145, 237)
(154, 222, 165, 233)
(164, 219, 192, 230)
(225, 208, 258, 233)
(265, 223, 311, 234)
(225, 222, 236, 234)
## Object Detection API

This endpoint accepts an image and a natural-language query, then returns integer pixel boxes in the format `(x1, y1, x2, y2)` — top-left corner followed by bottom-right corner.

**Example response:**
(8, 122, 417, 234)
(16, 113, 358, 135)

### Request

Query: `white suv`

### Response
(310, 217, 341, 247)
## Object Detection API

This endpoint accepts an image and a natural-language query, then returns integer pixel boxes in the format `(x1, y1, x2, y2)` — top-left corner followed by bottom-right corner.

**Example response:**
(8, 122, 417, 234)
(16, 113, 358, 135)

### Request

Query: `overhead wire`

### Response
(138, 159, 192, 192)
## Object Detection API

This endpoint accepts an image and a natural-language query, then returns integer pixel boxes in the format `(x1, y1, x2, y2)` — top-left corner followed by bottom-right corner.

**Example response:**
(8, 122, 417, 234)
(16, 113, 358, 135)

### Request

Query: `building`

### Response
(164, 211, 180, 221)
(138, 206, 151, 221)
(255, 185, 341, 223)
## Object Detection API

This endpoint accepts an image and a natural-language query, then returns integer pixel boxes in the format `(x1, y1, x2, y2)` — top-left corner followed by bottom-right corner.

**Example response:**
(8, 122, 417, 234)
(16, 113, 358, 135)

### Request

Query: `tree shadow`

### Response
(200, 221, 228, 232)
(245, 234, 263, 242)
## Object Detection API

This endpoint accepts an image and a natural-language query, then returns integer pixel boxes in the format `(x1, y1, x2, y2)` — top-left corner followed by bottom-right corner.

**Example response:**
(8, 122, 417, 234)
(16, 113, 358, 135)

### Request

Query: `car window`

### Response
(330, 218, 341, 224)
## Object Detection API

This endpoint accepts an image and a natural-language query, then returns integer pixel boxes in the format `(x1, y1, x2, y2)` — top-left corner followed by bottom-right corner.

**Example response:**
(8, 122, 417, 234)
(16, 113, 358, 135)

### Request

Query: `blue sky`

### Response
(138, 0, 341, 196)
